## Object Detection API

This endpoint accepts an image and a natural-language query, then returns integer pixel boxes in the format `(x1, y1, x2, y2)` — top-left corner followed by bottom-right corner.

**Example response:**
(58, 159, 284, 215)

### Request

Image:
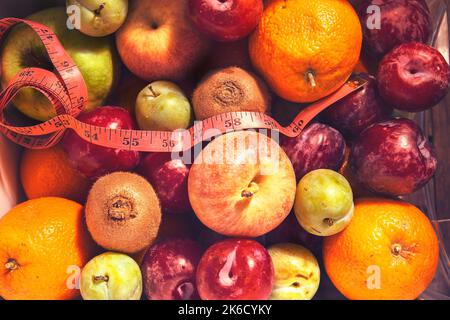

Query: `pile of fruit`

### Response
(0, 0, 448, 300)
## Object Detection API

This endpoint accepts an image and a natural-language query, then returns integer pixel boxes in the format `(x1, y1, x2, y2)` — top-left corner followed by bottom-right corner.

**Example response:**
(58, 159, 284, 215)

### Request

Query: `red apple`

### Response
(142, 238, 203, 300)
(138, 153, 191, 214)
(196, 239, 274, 300)
(281, 123, 346, 181)
(323, 74, 392, 138)
(377, 42, 450, 112)
(357, 0, 431, 58)
(62, 106, 140, 179)
(116, 0, 210, 81)
(350, 118, 437, 196)
(188, 131, 296, 237)
(189, 0, 263, 42)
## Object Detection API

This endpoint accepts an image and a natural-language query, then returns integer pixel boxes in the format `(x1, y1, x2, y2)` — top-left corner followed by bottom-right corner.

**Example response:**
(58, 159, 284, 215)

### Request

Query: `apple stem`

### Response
(323, 218, 334, 227)
(5, 259, 19, 272)
(94, 3, 106, 16)
(241, 182, 259, 198)
(306, 70, 317, 88)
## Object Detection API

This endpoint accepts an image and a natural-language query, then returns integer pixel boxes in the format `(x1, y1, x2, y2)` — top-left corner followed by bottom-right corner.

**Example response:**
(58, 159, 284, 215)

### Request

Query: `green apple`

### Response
(294, 169, 354, 236)
(135, 81, 193, 131)
(268, 243, 320, 300)
(0, 7, 119, 121)
(66, 0, 128, 37)
(80, 252, 142, 300)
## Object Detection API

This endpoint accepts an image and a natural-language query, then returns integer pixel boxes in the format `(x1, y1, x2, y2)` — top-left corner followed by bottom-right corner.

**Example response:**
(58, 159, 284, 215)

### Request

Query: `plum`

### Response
(138, 153, 191, 214)
(268, 243, 320, 300)
(294, 169, 354, 237)
(80, 252, 143, 300)
(377, 42, 450, 112)
(281, 123, 346, 181)
(62, 106, 140, 179)
(196, 239, 274, 300)
(357, 0, 431, 58)
(141, 238, 203, 300)
(323, 74, 392, 138)
(350, 118, 437, 196)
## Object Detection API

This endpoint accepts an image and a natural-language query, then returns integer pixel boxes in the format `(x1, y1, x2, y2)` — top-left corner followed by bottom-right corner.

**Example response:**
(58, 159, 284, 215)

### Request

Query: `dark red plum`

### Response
(350, 118, 437, 196)
(357, 0, 431, 58)
(323, 74, 392, 138)
(196, 239, 274, 300)
(62, 106, 140, 179)
(141, 238, 203, 300)
(281, 123, 346, 181)
(378, 42, 450, 112)
(189, 0, 263, 42)
(138, 153, 191, 214)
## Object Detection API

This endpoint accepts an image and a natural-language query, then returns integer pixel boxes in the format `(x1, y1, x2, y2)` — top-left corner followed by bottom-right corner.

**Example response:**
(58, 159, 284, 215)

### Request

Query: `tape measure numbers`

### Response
(0, 18, 367, 152)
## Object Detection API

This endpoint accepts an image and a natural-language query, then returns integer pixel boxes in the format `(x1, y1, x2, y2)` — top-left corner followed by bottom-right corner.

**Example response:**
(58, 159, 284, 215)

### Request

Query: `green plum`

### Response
(80, 252, 142, 300)
(66, 0, 128, 37)
(294, 169, 354, 236)
(269, 243, 320, 300)
(135, 81, 193, 131)
(0, 7, 119, 121)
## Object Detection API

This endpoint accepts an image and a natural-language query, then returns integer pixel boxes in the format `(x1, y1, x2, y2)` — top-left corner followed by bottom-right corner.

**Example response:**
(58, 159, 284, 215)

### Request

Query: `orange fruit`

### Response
(20, 146, 90, 203)
(323, 198, 439, 300)
(249, 0, 362, 102)
(0, 197, 98, 300)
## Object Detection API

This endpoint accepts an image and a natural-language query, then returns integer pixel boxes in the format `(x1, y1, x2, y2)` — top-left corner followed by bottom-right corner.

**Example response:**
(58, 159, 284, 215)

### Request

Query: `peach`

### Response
(188, 131, 296, 237)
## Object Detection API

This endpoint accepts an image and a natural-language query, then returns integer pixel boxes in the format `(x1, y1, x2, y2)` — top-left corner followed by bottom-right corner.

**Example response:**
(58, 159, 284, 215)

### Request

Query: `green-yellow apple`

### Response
(66, 0, 128, 37)
(135, 81, 193, 131)
(268, 243, 320, 300)
(116, 0, 210, 81)
(80, 252, 142, 300)
(294, 169, 354, 236)
(0, 7, 119, 121)
(188, 131, 296, 237)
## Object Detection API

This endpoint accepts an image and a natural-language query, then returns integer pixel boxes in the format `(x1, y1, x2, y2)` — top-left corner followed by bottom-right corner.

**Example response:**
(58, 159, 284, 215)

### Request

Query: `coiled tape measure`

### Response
(0, 18, 367, 152)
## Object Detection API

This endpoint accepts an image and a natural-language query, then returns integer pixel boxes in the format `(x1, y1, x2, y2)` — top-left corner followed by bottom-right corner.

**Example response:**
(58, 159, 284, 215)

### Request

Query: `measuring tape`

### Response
(0, 18, 367, 153)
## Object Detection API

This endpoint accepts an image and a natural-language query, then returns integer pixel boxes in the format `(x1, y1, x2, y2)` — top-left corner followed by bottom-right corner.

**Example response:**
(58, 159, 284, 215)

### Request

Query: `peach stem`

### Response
(241, 182, 259, 198)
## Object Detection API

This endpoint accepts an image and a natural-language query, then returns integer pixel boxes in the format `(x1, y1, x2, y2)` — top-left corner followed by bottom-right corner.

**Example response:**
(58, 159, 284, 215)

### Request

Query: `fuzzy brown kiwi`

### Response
(85, 172, 161, 254)
(192, 66, 271, 120)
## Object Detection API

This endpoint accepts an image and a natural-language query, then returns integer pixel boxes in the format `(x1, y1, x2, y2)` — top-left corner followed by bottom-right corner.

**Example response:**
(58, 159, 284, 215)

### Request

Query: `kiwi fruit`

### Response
(192, 66, 271, 120)
(85, 172, 161, 254)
